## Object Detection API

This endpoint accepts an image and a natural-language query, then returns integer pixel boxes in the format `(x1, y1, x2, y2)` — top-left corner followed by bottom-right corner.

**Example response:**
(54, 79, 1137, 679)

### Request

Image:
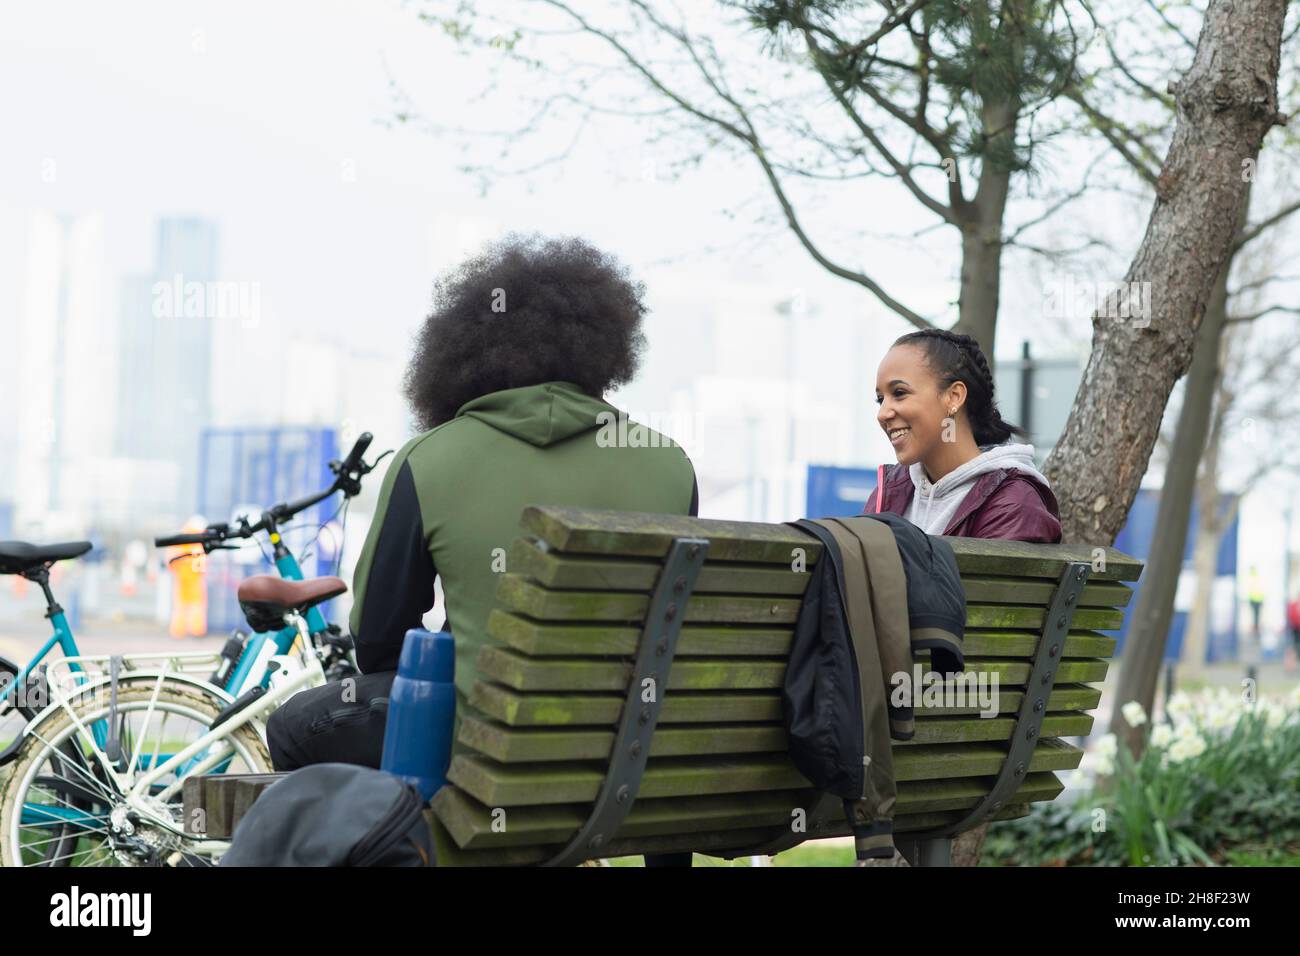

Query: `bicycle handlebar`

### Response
(154, 532, 217, 547)
(154, 429, 389, 552)
(339, 432, 372, 474)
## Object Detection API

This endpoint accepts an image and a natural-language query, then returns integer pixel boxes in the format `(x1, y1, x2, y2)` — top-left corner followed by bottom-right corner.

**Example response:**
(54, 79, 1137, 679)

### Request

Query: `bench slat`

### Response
(523, 506, 824, 564)
(432, 773, 1063, 850)
(496, 576, 804, 624)
(458, 711, 1094, 762)
(475, 646, 1110, 692)
(963, 575, 1133, 607)
(487, 610, 1116, 658)
(468, 681, 1104, 726)
(427, 802, 1034, 865)
(522, 505, 1142, 580)
(507, 539, 814, 595)
(447, 738, 1082, 806)
(944, 536, 1142, 581)
(509, 537, 1134, 607)
(494, 576, 1127, 631)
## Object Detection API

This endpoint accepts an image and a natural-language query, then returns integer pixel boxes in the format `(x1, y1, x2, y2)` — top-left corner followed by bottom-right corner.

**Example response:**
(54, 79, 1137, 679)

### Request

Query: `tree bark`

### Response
(954, 99, 1018, 361)
(1042, 0, 1287, 546)
(1107, 189, 1244, 756)
(1181, 507, 1222, 682)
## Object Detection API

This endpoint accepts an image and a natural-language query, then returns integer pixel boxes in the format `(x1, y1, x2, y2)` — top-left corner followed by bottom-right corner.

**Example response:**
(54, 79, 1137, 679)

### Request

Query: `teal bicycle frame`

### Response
(219, 546, 333, 694)
(0, 574, 108, 757)
(9, 431, 377, 853)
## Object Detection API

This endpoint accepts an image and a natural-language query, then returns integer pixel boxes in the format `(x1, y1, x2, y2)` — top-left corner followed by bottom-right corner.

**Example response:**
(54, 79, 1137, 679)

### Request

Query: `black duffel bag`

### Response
(219, 763, 434, 867)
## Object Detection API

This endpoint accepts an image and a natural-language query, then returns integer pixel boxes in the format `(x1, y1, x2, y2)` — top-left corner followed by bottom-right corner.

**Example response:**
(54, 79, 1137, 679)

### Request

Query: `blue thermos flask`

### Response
(380, 628, 456, 801)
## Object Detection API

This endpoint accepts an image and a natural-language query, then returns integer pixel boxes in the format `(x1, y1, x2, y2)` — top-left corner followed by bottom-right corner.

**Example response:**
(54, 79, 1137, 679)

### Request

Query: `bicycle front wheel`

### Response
(0, 683, 270, 867)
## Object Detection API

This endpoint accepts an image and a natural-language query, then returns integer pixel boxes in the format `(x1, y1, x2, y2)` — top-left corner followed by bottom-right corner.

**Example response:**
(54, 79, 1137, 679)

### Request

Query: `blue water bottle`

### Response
(380, 628, 456, 801)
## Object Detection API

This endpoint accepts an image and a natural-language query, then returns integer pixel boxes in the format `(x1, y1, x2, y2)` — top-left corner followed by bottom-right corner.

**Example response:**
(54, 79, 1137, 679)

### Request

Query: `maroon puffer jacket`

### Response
(865, 462, 1062, 543)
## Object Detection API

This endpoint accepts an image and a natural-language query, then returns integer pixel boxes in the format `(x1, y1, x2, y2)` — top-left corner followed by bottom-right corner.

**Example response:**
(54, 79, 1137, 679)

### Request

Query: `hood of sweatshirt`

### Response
(455, 381, 614, 448)
(908, 442, 1051, 533)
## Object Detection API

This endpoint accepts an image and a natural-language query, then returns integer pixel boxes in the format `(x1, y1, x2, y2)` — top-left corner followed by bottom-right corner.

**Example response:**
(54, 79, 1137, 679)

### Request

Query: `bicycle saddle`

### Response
(0, 540, 92, 575)
(237, 575, 347, 632)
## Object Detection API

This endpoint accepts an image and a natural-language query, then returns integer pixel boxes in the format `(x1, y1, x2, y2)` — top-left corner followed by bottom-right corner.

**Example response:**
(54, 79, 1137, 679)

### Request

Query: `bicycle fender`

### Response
(18, 671, 239, 741)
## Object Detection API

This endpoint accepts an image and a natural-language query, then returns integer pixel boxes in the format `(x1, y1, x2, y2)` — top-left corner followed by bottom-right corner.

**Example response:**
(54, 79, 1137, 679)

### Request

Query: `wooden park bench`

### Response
(187, 505, 1141, 866)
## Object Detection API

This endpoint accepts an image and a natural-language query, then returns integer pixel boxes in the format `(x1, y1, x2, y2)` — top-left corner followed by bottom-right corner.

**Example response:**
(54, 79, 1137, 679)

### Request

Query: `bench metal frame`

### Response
(543, 536, 710, 867)
(897, 560, 1092, 866)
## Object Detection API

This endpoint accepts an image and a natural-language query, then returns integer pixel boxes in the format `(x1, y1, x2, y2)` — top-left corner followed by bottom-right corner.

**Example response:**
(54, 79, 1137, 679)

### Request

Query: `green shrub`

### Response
(982, 685, 1300, 866)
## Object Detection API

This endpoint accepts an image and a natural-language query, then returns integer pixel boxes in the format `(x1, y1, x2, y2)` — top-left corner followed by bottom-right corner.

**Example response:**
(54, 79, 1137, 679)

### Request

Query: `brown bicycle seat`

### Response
(237, 575, 347, 618)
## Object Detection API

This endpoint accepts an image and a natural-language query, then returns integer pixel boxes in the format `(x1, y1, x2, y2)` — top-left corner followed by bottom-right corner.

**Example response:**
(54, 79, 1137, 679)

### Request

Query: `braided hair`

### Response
(892, 329, 1028, 447)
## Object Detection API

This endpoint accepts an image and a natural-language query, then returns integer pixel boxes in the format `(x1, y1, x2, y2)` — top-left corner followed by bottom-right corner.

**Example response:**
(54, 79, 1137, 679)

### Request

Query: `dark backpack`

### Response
(219, 764, 434, 867)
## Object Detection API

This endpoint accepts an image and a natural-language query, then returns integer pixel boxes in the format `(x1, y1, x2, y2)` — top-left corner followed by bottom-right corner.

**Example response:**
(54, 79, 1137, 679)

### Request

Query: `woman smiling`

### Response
(871, 329, 1061, 544)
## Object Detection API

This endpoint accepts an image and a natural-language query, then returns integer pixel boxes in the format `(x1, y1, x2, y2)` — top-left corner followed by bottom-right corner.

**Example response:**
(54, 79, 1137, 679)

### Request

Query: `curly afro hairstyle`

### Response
(403, 233, 648, 431)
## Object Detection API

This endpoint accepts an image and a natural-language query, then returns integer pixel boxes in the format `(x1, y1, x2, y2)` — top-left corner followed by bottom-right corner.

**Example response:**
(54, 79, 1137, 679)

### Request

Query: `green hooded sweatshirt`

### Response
(348, 381, 696, 728)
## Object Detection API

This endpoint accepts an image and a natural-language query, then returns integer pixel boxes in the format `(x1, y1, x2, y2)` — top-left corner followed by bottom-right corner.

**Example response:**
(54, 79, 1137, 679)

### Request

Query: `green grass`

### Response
(605, 839, 856, 867)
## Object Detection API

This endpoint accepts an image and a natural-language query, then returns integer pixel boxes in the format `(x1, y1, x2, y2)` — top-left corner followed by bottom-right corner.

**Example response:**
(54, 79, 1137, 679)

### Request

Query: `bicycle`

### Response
(0, 573, 348, 866)
(153, 431, 388, 701)
(0, 432, 380, 756)
(0, 433, 388, 865)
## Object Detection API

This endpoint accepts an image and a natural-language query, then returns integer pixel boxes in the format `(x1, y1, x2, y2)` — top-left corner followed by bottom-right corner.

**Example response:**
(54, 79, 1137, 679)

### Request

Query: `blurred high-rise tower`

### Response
(12, 212, 113, 536)
(116, 217, 219, 522)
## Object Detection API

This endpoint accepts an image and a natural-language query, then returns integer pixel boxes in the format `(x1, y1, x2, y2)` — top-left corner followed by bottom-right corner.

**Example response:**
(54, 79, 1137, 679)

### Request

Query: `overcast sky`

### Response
(2, 0, 1297, 622)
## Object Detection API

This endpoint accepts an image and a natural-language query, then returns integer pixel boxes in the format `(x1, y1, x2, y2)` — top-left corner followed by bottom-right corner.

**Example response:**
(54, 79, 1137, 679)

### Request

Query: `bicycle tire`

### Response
(0, 683, 270, 867)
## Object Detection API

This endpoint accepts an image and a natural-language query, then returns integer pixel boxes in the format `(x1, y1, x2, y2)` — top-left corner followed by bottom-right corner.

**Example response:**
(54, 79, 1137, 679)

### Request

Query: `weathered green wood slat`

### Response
(468, 681, 1104, 726)
(458, 711, 1094, 762)
(961, 576, 1133, 607)
(522, 506, 824, 564)
(496, 575, 1126, 631)
(964, 604, 1124, 630)
(944, 535, 1141, 581)
(488, 610, 794, 657)
(497, 575, 804, 624)
(520, 505, 1141, 579)
(476, 647, 782, 691)
(475, 646, 1109, 692)
(507, 539, 814, 595)
(488, 610, 1114, 659)
(426, 802, 1035, 866)
(510, 537, 1133, 609)
(432, 773, 1063, 850)
(448, 739, 1082, 806)
(957, 659, 1109, 683)
(962, 629, 1115, 658)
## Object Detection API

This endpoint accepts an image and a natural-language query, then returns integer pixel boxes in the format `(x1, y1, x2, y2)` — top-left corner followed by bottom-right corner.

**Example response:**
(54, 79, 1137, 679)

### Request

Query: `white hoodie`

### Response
(905, 442, 1051, 535)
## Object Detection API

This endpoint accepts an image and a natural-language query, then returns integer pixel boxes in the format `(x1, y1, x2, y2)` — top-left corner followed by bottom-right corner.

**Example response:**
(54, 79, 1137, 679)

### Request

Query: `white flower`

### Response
(1151, 723, 1174, 749)
(1092, 755, 1115, 777)
(1203, 704, 1236, 734)
(1167, 734, 1207, 764)
(1122, 701, 1148, 727)
(1263, 702, 1285, 730)
(1095, 733, 1118, 759)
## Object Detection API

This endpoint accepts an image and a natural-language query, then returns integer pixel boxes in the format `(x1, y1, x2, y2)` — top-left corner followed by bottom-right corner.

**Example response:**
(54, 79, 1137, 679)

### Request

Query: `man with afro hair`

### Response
(267, 235, 697, 809)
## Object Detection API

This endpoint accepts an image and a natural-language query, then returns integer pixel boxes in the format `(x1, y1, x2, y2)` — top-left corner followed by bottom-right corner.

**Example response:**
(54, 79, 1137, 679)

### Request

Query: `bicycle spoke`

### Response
(24, 726, 119, 802)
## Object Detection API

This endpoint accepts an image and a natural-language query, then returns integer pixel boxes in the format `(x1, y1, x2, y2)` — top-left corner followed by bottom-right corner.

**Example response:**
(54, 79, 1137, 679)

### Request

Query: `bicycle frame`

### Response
(21, 621, 325, 843)
(0, 571, 107, 760)
(218, 537, 333, 695)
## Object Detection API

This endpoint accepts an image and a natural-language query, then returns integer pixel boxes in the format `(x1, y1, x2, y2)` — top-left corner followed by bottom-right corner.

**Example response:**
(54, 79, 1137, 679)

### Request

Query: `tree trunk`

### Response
(1042, 0, 1287, 546)
(954, 99, 1017, 365)
(1182, 510, 1222, 683)
(1106, 190, 1243, 756)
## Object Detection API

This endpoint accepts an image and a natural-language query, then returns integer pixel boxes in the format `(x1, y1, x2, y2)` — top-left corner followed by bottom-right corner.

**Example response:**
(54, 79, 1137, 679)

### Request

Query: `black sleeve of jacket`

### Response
(352, 459, 437, 674)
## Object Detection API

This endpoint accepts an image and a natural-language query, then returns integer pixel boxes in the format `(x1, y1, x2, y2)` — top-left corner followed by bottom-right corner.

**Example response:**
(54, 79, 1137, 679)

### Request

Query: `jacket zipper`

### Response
(349, 784, 422, 866)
